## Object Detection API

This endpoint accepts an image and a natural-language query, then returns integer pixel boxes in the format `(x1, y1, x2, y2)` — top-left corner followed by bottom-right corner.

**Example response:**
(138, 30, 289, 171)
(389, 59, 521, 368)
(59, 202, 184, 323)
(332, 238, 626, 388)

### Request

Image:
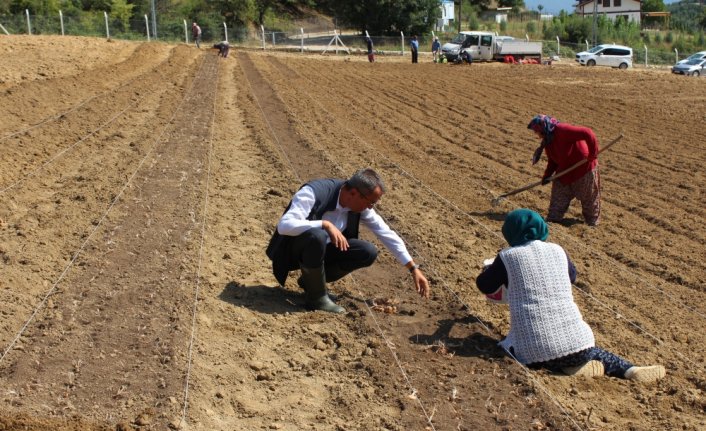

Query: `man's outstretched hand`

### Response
(411, 268, 430, 299)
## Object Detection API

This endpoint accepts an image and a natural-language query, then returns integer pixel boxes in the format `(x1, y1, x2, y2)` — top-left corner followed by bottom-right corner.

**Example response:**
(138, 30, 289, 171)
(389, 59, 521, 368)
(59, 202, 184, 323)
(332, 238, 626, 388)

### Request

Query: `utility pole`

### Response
(150, 0, 157, 39)
(593, 0, 600, 46)
(456, 1, 462, 32)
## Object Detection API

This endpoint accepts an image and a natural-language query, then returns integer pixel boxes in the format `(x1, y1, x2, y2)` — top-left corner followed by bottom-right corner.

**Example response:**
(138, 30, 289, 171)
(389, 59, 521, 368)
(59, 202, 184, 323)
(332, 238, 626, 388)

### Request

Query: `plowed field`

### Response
(0, 35, 704, 431)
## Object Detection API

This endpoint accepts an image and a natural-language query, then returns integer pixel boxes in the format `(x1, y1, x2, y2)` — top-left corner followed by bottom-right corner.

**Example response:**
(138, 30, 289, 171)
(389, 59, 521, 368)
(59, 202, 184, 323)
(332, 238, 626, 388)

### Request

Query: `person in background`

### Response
(431, 36, 441, 63)
(266, 168, 430, 313)
(365, 37, 375, 63)
(410, 35, 419, 63)
(213, 41, 230, 58)
(476, 208, 666, 382)
(528, 114, 601, 226)
(461, 49, 472, 64)
(192, 22, 202, 49)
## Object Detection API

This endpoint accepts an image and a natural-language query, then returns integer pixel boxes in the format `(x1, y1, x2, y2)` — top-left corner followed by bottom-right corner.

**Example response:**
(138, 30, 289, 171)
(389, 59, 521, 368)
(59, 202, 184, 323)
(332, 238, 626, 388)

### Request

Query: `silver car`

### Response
(672, 58, 706, 76)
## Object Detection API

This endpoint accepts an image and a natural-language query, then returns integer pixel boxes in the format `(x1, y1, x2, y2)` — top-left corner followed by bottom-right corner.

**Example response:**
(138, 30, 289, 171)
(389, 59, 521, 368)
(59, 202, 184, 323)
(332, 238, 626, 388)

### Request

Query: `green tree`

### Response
(253, 0, 274, 25)
(323, 0, 440, 35)
(80, 0, 112, 11)
(497, 0, 524, 12)
(9, 0, 61, 14)
(110, 0, 133, 31)
(641, 0, 666, 13)
(641, 0, 666, 27)
(211, 0, 254, 27)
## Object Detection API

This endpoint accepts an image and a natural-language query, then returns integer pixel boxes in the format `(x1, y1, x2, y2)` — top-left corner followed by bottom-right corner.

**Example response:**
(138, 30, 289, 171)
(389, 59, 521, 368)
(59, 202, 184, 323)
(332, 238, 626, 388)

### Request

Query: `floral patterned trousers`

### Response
(548, 168, 601, 226)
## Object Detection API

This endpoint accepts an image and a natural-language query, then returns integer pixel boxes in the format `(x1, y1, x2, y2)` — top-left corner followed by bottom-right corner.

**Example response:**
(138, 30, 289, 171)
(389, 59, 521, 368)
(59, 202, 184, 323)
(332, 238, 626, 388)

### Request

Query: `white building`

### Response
(574, 0, 642, 24)
(437, 0, 454, 30)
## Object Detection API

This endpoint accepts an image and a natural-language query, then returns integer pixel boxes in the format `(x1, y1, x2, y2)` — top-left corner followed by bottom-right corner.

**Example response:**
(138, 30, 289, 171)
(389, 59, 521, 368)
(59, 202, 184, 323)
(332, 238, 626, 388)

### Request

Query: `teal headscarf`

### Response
(502, 209, 549, 246)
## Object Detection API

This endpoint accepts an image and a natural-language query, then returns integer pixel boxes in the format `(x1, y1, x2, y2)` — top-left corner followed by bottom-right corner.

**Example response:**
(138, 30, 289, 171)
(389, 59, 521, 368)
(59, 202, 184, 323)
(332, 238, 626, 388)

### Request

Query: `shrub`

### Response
(665, 32, 673, 43)
(526, 21, 536, 34)
(468, 13, 480, 31)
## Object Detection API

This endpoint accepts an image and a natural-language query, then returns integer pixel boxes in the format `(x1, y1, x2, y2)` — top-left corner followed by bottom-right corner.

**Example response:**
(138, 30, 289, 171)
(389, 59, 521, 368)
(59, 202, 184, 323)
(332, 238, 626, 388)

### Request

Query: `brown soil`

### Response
(0, 35, 704, 431)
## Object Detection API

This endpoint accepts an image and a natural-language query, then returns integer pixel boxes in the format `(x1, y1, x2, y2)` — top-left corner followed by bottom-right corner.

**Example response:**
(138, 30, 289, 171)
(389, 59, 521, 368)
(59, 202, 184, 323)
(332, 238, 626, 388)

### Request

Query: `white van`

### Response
(575, 44, 633, 69)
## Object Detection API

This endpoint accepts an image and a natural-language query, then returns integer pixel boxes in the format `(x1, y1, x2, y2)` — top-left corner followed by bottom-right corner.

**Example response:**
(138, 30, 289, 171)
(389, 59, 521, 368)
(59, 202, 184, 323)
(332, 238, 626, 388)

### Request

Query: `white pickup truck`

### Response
(441, 31, 542, 62)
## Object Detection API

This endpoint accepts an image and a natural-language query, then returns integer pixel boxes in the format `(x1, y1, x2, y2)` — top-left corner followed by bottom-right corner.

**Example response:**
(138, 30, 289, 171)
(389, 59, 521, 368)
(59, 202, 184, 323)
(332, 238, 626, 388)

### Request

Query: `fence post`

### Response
(556, 36, 560, 57)
(401, 31, 405, 56)
(103, 12, 110, 39)
(300, 28, 304, 53)
(25, 9, 31, 35)
(525, 33, 529, 41)
(223, 22, 228, 43)
(644, 44, 647, 67)
(261, 25, 265, 50)
(674, 48, 678, 63)
(585, 39, 589, 50)
(145, 15, 150, 41)
(272, 31, 276, 47)
(59, 10, 64, 35)
(183, 20, 188, 43)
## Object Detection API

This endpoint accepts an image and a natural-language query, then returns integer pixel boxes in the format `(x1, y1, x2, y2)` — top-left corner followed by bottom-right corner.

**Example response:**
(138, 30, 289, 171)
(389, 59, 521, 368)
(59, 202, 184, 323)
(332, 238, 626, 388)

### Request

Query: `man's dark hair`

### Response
(345, 168, 385, 195)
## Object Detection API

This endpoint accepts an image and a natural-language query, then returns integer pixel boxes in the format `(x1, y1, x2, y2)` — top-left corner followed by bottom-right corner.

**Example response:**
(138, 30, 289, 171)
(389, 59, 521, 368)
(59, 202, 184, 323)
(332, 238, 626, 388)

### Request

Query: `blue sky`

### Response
(523, 0, 678, 15)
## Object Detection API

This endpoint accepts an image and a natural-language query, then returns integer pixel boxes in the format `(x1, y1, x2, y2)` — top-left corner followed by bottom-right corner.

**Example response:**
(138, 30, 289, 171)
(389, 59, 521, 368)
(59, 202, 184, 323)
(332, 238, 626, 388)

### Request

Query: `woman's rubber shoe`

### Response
(562, 360, 604, 377)
(625, 365, 665, 383)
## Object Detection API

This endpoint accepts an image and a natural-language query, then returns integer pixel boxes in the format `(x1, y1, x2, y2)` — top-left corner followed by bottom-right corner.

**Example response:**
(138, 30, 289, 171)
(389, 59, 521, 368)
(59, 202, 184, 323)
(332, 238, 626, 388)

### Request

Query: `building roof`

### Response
(575, 0, 641, 6)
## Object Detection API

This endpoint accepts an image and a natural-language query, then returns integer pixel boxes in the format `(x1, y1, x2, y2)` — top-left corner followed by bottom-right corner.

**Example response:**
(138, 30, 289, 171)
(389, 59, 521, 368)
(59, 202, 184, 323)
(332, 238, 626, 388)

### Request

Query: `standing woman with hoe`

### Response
(528, 114, 601, 226)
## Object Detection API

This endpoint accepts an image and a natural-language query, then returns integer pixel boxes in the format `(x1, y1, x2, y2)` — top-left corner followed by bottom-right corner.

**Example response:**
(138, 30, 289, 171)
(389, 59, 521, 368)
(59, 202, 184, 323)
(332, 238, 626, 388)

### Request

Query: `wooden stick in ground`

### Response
(492, 134, 623, 205)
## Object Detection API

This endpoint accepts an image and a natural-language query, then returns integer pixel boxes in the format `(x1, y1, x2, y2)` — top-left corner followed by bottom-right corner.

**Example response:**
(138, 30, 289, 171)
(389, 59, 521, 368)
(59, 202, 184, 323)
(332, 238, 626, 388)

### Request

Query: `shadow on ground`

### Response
(220, 281, 303, 314)
(409, 315, 506, 359)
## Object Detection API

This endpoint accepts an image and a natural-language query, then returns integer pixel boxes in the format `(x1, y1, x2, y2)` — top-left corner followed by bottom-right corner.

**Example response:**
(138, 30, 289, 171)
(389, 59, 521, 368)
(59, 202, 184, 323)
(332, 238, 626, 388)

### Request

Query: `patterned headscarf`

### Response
(501, 208, 549, 247)
(527, 114, 560, 165)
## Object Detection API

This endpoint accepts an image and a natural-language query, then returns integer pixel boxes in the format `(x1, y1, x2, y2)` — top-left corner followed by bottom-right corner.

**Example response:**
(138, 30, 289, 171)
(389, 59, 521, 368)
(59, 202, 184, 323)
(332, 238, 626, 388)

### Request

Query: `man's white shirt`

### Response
(277, 186, 412, 265)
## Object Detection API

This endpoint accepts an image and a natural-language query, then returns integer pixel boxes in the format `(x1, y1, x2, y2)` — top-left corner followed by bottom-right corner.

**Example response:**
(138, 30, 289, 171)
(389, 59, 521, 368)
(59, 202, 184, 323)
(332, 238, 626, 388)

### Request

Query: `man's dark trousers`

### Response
(288, 228, 378, 281)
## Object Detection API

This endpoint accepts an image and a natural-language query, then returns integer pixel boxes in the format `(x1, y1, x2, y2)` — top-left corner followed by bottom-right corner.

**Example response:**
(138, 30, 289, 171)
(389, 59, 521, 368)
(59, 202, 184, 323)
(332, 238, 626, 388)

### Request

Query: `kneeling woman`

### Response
(476, 208, 665, 382)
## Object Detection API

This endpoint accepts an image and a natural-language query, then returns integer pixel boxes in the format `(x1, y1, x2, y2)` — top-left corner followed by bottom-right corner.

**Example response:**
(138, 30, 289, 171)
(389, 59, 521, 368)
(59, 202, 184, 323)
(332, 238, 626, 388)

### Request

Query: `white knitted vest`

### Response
(498, 240, 594, 364)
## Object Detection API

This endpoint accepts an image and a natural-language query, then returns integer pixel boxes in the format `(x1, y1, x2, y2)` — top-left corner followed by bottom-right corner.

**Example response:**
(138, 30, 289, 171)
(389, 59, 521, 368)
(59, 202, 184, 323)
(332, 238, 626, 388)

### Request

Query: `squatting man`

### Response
(267, 168, 430, 313)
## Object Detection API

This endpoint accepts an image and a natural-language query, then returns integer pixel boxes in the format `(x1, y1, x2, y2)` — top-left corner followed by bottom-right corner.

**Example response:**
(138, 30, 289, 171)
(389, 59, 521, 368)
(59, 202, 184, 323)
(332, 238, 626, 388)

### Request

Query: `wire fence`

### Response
(0, 11, 688, 66)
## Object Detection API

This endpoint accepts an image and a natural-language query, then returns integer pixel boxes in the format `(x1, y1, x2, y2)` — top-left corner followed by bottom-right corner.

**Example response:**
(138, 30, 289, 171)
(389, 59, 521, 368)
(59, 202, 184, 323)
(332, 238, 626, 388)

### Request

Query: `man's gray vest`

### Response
(266, 179, 361, 286)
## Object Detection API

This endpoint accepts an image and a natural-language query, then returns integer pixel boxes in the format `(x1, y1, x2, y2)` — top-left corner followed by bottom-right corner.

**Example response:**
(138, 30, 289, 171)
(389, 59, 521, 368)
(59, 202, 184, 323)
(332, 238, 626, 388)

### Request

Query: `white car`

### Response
(677, 51, 706, 65)
(575, 44, 633, 69)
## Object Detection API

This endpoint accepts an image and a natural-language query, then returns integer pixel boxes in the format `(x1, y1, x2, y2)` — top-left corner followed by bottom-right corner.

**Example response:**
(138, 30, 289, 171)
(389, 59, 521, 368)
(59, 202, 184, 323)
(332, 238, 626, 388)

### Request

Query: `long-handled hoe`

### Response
(492, 134, 623, 206)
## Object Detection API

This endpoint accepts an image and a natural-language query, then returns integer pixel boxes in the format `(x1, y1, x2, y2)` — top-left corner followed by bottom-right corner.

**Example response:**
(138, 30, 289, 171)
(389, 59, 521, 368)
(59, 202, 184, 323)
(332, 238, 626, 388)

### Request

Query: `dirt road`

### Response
(0, 35, 704, 430)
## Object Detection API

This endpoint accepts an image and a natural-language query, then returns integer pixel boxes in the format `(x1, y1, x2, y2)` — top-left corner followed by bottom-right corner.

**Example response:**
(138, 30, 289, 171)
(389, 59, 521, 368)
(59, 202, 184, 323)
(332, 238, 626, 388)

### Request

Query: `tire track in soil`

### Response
(0, 52, 218, 429)
(239, 51, 576, 431)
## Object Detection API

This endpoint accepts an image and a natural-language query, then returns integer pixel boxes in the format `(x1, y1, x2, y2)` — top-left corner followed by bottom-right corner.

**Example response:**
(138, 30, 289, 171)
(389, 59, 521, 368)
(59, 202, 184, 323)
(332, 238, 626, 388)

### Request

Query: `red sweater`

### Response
(543, 123, 599, 184)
